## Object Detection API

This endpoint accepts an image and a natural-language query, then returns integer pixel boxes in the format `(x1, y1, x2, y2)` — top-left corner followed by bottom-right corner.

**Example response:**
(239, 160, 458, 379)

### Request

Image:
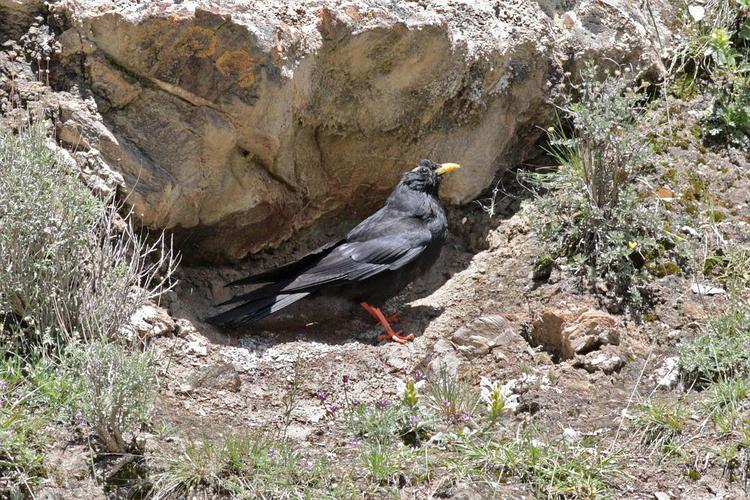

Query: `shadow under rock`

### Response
(167, 165, 533, 350)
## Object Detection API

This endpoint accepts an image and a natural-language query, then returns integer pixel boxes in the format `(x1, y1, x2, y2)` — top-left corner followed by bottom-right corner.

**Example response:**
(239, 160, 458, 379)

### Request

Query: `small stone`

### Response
(562, 428, 580, 443)
(680, 225, 699, 238)
(562, 11, 578, 29)
(127, 303, 175, 340)
(691, 283, 725, 296)
(653, 492, 670, 500)
(175, 318, 197, 337)
(450, 315, 522, 357)
(575, 349, 625, 374)
(386, 348, 409, 372)
(654, 356, 680, 389)
(180, 362, 241, 393)
(186, 340, 208, 357)
(429, 339, 461, 376)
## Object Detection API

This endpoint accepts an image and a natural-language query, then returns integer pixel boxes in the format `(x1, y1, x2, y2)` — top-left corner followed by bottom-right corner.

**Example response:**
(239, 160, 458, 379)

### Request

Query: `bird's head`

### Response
(401, 159, 461, 196)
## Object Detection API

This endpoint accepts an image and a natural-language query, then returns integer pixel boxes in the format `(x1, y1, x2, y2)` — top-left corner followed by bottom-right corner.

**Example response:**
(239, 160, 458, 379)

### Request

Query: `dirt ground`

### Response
(2, 5, 749, 498)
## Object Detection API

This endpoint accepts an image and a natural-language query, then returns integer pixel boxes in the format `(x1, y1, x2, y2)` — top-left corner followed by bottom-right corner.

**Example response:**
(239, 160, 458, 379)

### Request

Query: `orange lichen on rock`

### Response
(178, 26, 217, 58)
(215, 50, 255, 87)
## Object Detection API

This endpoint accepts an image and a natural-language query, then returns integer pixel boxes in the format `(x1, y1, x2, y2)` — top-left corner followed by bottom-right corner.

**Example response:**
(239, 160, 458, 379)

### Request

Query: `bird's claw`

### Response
(377, 330, 415, 344)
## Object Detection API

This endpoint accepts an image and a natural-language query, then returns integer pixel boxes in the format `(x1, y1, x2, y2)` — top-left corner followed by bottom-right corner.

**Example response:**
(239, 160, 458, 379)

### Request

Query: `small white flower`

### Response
(480, 377, 520, 412)
(688, 5, 705, 22)
(395, 378, 425, 398)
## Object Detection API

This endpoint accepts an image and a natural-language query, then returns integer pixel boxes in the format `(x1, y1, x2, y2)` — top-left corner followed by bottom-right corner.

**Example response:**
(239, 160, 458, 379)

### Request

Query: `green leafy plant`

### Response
(679, 308, 750, 388)
(527, 65, 667, 308)
(666, 0, 750, 148)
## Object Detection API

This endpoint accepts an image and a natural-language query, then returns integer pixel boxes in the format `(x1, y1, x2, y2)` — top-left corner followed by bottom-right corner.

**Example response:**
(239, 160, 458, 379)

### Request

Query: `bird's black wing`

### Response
(207, 214, 433, 326)
(278, 232, 430, 292)
(225, 238, 346, 287)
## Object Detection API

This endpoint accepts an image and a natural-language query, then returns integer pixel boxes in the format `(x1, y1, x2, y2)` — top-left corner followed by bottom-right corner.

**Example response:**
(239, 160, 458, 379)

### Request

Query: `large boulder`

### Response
(44, 0, 674, 262)
(0, 0, 44, 40)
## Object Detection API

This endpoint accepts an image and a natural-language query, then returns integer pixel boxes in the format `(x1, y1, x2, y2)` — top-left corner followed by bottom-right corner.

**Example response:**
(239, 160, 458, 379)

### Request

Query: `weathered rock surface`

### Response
(1, 0, 675, 262)
(179, 362, 242, 393)
(573, 346, 626, 374)
(121, 303, 176, 342)
(0, 0, 44, 40)
(451, 315, 523, 357)
(531, 306, 619, 360)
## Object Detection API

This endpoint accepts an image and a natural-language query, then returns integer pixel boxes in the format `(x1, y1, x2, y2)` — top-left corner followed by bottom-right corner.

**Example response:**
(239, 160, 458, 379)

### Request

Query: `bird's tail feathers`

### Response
(206, 292, 309, 327)
(217, 280, 292, 307)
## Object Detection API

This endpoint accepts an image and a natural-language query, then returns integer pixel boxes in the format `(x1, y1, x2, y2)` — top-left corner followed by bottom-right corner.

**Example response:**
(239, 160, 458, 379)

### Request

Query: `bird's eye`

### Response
(421, 167, 430, 174)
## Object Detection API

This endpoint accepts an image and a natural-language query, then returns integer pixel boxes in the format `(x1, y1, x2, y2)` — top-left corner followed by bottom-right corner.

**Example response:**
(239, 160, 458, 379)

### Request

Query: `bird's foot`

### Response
(360, 302, 415, 344)
(372, 311, 400, 327)
(377, 330, 415, 344)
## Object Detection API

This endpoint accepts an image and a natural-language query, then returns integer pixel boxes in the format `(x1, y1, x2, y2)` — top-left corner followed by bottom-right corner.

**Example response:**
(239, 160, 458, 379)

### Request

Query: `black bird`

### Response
(207, 159, 461, 343)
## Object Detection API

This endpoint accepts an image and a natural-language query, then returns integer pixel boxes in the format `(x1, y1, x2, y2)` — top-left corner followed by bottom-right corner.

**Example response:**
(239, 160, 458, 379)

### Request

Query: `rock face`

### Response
(0, 0, 44, 39)
(531, 306, 619, 360)
(39, 0, 673, 262)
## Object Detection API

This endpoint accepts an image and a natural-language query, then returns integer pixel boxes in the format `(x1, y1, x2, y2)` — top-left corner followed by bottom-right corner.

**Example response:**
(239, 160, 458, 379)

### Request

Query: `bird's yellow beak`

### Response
(435, 163, 461, 176)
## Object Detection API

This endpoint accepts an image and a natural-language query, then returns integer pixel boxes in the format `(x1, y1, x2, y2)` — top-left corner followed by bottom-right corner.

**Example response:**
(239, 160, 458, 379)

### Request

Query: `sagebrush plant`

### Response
(76, 340, 156, 453)
(0, 123, 177, 356)
(528, 65, 666, 307)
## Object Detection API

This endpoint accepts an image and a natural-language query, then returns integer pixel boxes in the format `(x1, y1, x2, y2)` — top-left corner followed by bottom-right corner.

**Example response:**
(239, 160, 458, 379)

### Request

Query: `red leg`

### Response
(360, 302, 414, 344)
(372, 310, 400, 327)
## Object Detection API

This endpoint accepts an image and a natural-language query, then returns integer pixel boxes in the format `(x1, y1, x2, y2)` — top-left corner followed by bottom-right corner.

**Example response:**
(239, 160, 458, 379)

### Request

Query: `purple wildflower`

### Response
(316, 391, 328, 402)
(342, 374, 350, 384)
(414, 370, 425, 382)
(409, 415, 420, 427)
(460, 414, 471, 424)
(326, 404, 339, 416)
(75, 410, 85, 429)
(442, 399, 452, 409)
(376, 398, 390, 410)
(0, 380, 8, 393)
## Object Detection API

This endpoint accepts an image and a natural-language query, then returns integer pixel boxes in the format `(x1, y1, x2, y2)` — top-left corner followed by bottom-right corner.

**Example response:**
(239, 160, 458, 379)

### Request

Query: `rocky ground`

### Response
(2, 1, 750, 499)
(34, 111, 750, 497)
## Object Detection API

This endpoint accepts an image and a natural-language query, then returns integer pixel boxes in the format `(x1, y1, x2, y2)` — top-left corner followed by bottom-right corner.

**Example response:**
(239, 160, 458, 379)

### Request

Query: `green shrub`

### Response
(0, 399, 47, 496)
(528, 65, 666, 308)
(0, 124, 176, 355)
(0, 353, 83, 496)
(679, 308, 750, 388)
(636, 399, 688, 455)
(76, 341, 156, 453)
